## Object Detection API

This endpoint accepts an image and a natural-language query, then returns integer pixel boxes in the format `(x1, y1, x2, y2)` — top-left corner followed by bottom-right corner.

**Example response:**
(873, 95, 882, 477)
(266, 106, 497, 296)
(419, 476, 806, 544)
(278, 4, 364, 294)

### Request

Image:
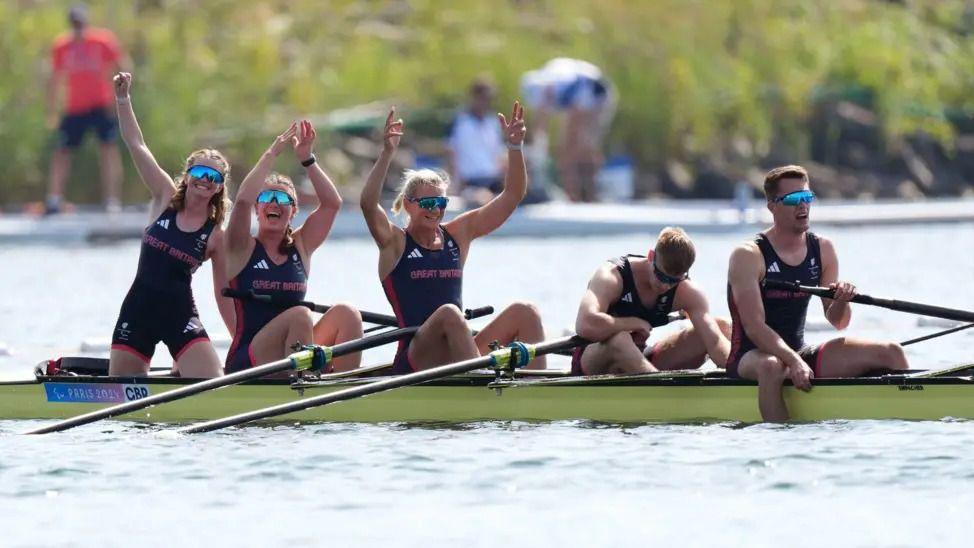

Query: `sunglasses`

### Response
(653, 257, 688, 286)
(407, 196, 450, 211)
(186, 164, 225, 184)
(772, 189, 816, 206)
(256, 189, 295, 206)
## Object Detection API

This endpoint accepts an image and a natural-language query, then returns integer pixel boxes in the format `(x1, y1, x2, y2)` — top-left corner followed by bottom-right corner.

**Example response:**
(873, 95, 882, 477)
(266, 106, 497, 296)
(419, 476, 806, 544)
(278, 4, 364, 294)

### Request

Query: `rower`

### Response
(726, 165, 909, 421)
(360, 104, 547, 373)
(108, 72, 229, 378)
(573, 227, 731, 375)
(224, 120, 363, 374)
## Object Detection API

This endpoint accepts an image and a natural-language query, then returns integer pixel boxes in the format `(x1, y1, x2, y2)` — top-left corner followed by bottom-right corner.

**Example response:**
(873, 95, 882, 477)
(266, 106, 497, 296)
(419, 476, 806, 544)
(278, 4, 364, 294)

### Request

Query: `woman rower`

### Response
(224, 120, 363, 374)
(108, 72, 230, 378)
(360, 103, 546, 373)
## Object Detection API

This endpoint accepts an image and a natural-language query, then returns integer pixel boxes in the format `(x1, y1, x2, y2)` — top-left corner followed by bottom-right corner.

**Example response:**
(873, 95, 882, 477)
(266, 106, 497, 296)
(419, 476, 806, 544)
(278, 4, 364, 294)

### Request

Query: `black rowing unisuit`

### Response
(726, 232, 822, 375)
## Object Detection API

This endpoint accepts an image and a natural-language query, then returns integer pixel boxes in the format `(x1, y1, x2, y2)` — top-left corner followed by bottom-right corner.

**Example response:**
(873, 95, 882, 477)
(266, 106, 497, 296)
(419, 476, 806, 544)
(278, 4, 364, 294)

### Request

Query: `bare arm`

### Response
(449, 101, 527, 244)
(678, 282, 730, 367)
(225, 124, 297, 266)
(112, 73, 174, 214)
(206, 228, 235, 334)
(46, 69, 62, 130)
(291, 120, 342, 254)
(575, 264, 652, 342)
(360, 108, 403, 250)
(728, 244, 805, 369)
(818, 237, 852, 330)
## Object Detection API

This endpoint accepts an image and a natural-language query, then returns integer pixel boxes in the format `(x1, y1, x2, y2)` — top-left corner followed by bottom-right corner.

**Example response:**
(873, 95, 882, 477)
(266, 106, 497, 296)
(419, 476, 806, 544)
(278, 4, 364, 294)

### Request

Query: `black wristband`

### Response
(301, 154, 316, 167)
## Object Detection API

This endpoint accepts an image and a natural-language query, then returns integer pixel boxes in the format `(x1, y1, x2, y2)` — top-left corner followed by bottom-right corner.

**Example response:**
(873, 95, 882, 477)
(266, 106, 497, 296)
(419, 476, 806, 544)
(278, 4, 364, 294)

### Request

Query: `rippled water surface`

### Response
(2, 223, 974, 546)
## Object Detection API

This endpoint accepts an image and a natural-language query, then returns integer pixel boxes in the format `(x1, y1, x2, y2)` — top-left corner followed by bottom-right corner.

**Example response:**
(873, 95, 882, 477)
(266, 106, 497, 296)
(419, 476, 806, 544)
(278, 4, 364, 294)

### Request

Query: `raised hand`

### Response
(113, 72, 132, 99)
(293, 119, 316, 163)
(383, 107, 404, 151)
(498, 101, 527, 146)
(270, 123, 298, 157)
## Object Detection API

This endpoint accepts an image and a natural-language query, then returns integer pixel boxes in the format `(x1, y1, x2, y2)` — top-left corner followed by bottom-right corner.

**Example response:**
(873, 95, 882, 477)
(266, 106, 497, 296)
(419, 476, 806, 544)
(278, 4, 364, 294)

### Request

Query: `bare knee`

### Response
(883, 342, 908, 369)
(605, 331, 637, 354)
(283, 305, 313, 328)
(430, 304, 467, 332)
(329, 302, 362, 323)
(506, 301, 542, 322)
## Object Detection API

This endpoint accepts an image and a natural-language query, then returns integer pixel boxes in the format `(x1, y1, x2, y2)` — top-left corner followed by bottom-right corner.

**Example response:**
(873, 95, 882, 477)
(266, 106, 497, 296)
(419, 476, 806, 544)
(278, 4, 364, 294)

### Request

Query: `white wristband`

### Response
(506, 143, 522, 151)
(116, 97, 130, 105)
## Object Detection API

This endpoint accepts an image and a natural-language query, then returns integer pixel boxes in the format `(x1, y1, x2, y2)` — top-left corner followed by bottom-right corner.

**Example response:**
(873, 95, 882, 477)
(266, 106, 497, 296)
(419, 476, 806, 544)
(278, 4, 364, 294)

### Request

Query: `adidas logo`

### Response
(156, 219, 170, 229)
(253, 259, 270, 270)
(767, 261, 781, 273)
(621, 292, 633, 303)
(183, 320, 199, 333)
(407, 248, 423, 259)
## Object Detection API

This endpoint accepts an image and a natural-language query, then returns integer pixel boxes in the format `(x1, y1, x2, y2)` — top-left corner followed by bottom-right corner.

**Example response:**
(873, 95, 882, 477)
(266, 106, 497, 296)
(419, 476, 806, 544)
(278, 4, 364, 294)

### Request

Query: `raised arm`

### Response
(360, 108, 403, 250)
(112, 73, 175, 214)
(679, 282, 731, 367)
(575, 264, 652, 344)
(291, 120, 342, 254)
(225, 124, 297, 260)
(449, 101, 527, 244)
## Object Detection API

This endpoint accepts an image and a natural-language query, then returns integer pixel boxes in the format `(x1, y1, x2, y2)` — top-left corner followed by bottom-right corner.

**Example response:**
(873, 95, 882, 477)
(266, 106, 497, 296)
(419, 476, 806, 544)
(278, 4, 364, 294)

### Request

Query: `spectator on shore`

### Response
(45, 4, 128, 215)
(521, 58, 615, 202)
(446, 78, 507, 207)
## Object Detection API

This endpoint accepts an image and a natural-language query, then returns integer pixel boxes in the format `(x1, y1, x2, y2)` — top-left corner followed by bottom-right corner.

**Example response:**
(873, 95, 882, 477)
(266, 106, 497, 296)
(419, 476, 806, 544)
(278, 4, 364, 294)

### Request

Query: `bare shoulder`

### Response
(729, 241, 761, 265)
(675, 279, 708, 309)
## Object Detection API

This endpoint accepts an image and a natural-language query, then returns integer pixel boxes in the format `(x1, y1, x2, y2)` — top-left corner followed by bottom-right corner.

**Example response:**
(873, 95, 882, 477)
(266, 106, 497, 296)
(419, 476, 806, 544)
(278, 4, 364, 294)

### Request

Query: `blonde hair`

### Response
(653, 226, 695, 276)
(391, 169, 450, 214)
(171, 149, 231, 224)
(263, 172, 299, 254)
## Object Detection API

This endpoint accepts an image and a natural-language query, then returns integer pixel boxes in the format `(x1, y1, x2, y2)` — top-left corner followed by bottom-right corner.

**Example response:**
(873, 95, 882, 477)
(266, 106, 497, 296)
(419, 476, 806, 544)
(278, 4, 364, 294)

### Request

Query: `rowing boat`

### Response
(3, 358, 974, 424)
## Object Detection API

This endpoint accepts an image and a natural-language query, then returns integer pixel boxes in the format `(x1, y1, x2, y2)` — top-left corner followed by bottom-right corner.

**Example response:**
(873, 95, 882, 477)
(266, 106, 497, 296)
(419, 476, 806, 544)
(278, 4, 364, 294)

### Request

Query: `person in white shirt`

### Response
(446, 78, 506, 205)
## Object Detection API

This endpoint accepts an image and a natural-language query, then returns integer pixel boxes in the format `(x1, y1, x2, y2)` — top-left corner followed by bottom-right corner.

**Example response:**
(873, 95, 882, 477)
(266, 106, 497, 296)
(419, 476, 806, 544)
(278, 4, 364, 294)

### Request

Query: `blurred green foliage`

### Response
(3, 0, 974, 204)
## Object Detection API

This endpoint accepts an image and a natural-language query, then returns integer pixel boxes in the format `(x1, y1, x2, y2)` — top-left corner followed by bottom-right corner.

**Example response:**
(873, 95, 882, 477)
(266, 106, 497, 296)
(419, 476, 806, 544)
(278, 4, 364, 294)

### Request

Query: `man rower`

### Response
(573, 227, 731, 375)
(726, 165, 909, 422)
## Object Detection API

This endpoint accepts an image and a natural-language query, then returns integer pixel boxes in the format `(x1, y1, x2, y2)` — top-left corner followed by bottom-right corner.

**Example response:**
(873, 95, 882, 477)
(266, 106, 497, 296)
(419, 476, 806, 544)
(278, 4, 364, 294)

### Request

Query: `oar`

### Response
(178, 335, 585, 434)
(26, 306, 494, 435)
(900, 323, 974, 347)
(763, 280, 974, 323)
(222, 288, 399, 327)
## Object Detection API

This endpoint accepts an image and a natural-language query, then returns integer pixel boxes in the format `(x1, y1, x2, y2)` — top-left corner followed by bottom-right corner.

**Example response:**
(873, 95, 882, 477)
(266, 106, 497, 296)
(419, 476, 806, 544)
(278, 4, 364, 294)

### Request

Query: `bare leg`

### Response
(473, 302, 548, 369)
(99, 143, 123, 210)
(249, 306, 314, 369)
(737, 350, 789, 422)
(815, 337, 909, 377)
(46, 148, 72, 210)
(174, 340, 224, 378)
(407, 304, 479, 371)
(312, 303, 364, 372)
(579, 331, 657, 375)
(650, 317, 731, 370)
(109, 348, 149, 376)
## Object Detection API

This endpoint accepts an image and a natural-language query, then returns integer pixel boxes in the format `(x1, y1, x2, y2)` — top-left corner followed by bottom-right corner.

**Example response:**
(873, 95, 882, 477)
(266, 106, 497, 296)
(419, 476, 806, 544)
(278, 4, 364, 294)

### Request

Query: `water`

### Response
(2, 224, 974, 546)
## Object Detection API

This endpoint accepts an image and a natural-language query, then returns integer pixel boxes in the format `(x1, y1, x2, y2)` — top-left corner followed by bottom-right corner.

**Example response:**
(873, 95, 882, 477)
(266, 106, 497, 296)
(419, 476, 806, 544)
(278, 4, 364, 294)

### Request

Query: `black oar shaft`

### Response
(763, 280, 974, 323)
(222, 288, 398, 327)
(25, 326, 419, 435)
(901, 323, 974, 347)
(179, 336, 584, 434)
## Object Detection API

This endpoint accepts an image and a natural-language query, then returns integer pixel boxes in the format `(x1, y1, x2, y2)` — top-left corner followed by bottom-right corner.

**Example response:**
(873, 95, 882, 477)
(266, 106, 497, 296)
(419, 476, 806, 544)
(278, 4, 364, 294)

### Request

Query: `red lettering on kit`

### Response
(143, 234, 169, 253)
(410, 269, 439, 280)
(438, 269, 461, 278)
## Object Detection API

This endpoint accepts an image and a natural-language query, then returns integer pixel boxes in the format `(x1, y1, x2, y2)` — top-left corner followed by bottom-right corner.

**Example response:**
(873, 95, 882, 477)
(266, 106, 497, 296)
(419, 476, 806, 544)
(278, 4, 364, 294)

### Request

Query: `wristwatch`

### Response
(301, 154, 317, 167)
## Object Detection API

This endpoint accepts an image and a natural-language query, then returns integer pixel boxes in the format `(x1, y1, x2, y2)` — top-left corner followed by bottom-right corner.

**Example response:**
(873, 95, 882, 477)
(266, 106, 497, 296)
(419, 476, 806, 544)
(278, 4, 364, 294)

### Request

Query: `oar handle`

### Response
(762, 279, 974, 323)
(464, 306, 494, 320)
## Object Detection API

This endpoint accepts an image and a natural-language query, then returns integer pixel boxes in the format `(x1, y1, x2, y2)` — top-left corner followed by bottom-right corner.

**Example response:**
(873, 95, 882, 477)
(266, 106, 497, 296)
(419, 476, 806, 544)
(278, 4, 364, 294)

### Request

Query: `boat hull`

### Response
(2, 374, 974, 424)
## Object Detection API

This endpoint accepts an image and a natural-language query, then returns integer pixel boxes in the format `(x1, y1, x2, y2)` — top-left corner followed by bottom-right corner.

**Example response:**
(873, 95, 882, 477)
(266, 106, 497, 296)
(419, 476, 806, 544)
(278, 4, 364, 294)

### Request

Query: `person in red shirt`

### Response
(45, 5, 129, 214)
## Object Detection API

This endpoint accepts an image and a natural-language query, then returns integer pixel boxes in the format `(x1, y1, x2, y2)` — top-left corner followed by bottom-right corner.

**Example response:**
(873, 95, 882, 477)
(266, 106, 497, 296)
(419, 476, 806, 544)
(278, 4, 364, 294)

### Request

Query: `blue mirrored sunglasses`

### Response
(653, 258, 688, 286)
(407, 196, 449, 211)
(256, 189, 295, 206)
(186, 164, 225, 184)
(773, 189, 815, 206)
